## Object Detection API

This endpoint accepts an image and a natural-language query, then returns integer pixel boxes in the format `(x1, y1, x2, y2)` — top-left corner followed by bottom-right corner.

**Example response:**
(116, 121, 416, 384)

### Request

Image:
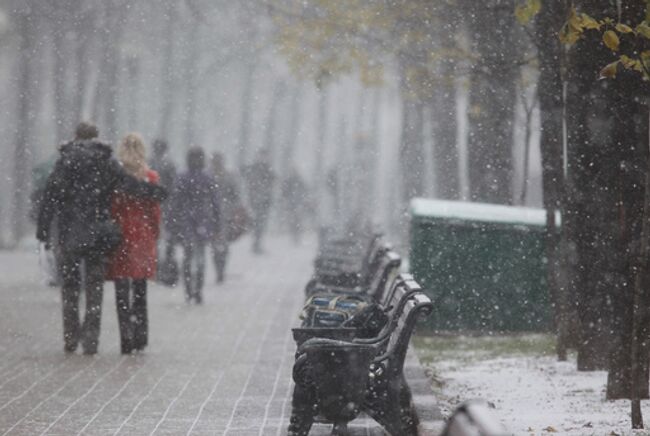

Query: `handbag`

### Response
(69, 219, 122, 256)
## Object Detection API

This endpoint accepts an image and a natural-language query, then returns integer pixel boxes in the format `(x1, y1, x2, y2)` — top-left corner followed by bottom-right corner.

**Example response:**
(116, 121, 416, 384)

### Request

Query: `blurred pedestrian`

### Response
(106, 134, 161, 354)
(36, 122, 167, 355)
(211, 152, 240, 283)
(281, 167, 308, 244)
(242, 148, 275, 254)
(149, 139, 177, 265)
(170, 147, 220, 303)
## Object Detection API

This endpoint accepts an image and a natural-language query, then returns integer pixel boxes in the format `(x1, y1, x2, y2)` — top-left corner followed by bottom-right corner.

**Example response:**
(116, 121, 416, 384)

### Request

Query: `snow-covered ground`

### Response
(415, 335, 649, 436)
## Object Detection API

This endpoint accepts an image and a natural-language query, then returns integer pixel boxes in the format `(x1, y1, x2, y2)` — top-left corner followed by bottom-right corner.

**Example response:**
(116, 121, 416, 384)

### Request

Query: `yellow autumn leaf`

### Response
(515, 0, 541, 25)
(615, 23, 633, 33)
(641, 51, 650, 73)
(620, 55, 643, 72)
(567, 7, 583, 33)
(599, 60, 619, 79)
(559, 24, 581, 45)
(603, 30, 620, 51)
(637, 21, 650, 39)
(580, 14, 601, 30)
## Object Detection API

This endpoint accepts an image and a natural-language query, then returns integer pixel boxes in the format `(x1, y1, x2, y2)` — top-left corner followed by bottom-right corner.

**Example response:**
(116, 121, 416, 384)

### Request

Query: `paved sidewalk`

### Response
(0, 235, 440, 435)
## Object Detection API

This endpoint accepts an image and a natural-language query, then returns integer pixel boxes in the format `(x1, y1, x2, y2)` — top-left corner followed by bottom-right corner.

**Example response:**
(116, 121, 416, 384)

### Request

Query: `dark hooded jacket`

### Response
(36, 140, 167, 254)
(169, 169, 220, 244)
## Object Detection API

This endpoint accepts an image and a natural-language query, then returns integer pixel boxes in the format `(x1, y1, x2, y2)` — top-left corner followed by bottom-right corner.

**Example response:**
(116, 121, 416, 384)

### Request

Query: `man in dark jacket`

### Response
(36, 122, 167, 355)
(169, 147, 220, 303)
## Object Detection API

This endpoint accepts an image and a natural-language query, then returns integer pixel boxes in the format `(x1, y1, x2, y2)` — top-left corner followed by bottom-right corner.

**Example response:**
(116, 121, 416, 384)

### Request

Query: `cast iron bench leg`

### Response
(331, 422, 349, 435)
(288, 384, 315, 436)
(366, 374, 418, 436)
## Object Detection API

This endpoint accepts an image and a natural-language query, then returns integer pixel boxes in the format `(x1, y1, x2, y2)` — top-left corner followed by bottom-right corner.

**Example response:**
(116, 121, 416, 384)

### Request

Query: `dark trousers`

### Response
(183, 242, 205, 303)
(114, 279, 148, 353)
(60, 253, 105, 354)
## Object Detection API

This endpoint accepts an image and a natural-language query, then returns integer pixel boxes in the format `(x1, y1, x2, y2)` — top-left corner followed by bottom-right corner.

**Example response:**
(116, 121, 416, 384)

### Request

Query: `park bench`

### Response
(306, 247, 401, 300)
(309, 232, 386, 291)
(288, 275, 433, 436)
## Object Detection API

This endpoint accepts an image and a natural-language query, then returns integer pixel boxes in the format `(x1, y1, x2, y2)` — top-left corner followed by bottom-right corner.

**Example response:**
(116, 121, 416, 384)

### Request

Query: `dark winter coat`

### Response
(169, 170, 220, 244)
(36, 140, 168, 255)
(106, 170, 161, 280)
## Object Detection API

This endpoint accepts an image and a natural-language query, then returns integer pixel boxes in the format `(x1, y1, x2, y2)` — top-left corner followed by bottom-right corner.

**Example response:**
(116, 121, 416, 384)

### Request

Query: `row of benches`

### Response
(288, 231, 433, 436)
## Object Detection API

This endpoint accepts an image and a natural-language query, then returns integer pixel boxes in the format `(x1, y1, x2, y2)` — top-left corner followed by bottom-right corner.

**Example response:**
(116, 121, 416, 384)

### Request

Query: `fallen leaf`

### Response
(599, 60, 619, 79)
(615, 23, 633, 33)
(603, 30, 620, 51)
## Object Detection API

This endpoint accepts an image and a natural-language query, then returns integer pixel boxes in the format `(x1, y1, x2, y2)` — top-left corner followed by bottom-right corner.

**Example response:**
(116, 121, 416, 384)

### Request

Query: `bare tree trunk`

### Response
(12, 11, 38, 244)
(517, 88, 536, 206)
(237, 60, 255, 169)
(126, 55, 140, 130)
(102, 3, 125, 142)
(52, 23, 70, 143)
(282, 84, 302, 173)
(630, 152, 650, 428)
(73, 3, 93, 123)
(314, 84, 329, 225)
(264, 81, 287, 168)
(182, 18, 199, 149)
(430, 4, 460, 200)
(466, 1, 518, 205)
(400, 96, 425, 203)
(158, 0, 176, 140)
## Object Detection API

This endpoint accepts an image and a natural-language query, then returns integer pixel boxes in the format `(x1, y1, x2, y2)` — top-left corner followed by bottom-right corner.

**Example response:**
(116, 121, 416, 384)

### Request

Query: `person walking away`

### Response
(281, 167, 308, 244)
(242, 148, 275, 254)
(170, 147, 220, 303)
(106, 134, 161, 354)
(211, 152, 240, 283)
(36, 122, 167, 355)
(149, 139, 176, 264)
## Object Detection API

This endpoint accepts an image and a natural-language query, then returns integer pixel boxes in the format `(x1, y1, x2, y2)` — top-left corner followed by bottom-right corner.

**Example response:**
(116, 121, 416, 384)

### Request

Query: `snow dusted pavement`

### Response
(0, 236, 335, 435)
(0, 235, 442, 435)
(0, 236, 312, 435)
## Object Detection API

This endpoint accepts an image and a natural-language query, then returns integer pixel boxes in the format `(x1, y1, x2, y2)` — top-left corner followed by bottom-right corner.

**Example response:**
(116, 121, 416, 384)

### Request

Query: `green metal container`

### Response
(409, 198, 552, 332)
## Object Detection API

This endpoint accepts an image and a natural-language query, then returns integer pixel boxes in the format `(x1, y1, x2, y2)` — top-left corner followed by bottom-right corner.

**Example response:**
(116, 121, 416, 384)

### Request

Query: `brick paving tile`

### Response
(0, 235, 441, 435)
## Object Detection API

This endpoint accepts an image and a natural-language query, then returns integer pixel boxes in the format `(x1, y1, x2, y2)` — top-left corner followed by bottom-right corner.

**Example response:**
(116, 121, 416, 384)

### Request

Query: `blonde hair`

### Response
(117, 133, 148, 177)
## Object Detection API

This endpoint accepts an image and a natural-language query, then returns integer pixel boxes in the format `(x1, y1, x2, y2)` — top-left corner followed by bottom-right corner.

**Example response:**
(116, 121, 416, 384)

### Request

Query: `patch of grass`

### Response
(413, 333, 557, 365)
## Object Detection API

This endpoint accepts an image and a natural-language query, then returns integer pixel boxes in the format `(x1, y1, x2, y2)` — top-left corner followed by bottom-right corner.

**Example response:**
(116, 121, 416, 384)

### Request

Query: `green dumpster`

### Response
(409, 198, 552, 332)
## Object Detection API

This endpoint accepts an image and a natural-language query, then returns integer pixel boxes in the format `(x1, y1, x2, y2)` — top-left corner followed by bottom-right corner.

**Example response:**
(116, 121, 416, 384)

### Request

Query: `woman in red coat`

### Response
(106, 133, 161, 354)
